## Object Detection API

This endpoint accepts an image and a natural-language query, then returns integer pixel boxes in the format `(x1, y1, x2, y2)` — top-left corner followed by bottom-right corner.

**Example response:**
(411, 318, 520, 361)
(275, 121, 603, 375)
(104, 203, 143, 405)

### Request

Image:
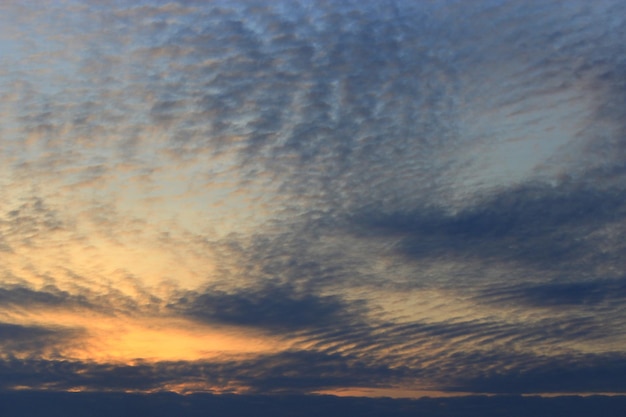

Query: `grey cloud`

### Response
(0, 285, 88, 309)
(445, 352, 626, 395)
(480, 277, 626, 308)
(0, 196, 67, 254)
(159, 0, 626, 395)
(348, 183, 626, 274)
(0, 350, 402, 394)
(0, 282, 145, 317)
(190, 221, 626, 387)
(172, 282, 364, 332)
(228, 350, 406, 394)
(166, 252, 624, 386)
(295, 312, 618, 376)
(186, 185, 626, 378)
(104, 0, 462, 201)
(0, 323, 82, 357)
(0, 359, 162, 392)
(2, 345, 626, 397)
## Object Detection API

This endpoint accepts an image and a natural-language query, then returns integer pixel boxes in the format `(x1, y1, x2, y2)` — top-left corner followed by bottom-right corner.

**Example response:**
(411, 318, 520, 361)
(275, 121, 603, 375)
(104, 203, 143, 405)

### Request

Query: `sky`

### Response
(1, 0, 626, 414)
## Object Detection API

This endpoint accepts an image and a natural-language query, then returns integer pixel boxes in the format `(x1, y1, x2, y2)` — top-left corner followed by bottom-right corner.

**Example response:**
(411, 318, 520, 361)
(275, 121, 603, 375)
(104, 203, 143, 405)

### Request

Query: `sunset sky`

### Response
(1, 0, 626, 414)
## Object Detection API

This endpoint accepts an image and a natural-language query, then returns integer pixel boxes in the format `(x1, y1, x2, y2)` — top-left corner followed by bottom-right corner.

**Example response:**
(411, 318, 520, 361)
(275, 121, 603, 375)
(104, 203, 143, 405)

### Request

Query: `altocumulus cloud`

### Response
(1, 0, 626, 415)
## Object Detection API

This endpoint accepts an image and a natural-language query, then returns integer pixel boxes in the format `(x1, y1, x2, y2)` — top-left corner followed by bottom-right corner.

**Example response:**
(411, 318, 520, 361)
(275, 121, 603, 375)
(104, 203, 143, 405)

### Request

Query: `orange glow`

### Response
(315, 387, 472, 399)
(89, 317, 280, 363)
(158, 381, 251, 395)
(0, 303, 285, 364)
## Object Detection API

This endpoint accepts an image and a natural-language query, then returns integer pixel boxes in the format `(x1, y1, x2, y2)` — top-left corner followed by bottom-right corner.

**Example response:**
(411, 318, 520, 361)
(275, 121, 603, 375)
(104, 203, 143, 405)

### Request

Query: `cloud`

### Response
(0, 196, 65, 250)
(0, 281, 98, 307)
(479, 277, 626, 308)
(1, 0, 626, 399)
(0, 282, 144, 318)
(0, 350, 403, 394)
(347, 181, 626, 277)
(3, 347, 626, 398)
(445, 352, 626, 395)
(0, 323, 82, 358)
(171, 283, 363, 332)
(0, 358, 160, 392)
(226, 350, 406, 394)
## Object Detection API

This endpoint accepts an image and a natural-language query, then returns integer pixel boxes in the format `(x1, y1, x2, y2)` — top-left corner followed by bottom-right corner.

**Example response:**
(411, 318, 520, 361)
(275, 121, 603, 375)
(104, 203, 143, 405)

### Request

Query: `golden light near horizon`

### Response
(0, 303, 287, 364)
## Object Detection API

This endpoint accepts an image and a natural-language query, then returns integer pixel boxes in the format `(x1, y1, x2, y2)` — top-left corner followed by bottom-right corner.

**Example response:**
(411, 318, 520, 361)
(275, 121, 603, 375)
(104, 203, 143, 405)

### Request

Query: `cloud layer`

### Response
(1, 0, 626, 408)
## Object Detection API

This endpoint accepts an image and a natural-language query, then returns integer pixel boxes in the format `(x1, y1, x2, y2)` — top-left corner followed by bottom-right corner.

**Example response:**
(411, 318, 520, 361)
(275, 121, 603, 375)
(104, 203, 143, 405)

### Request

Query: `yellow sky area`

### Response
(107, 144, 280, 239)
(2, 306, 285, 364)
(2, 222, 218, 293)
(1, 138, 280, 292)
(88, 317, 282, 363)
(66, 235, 215, 291)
